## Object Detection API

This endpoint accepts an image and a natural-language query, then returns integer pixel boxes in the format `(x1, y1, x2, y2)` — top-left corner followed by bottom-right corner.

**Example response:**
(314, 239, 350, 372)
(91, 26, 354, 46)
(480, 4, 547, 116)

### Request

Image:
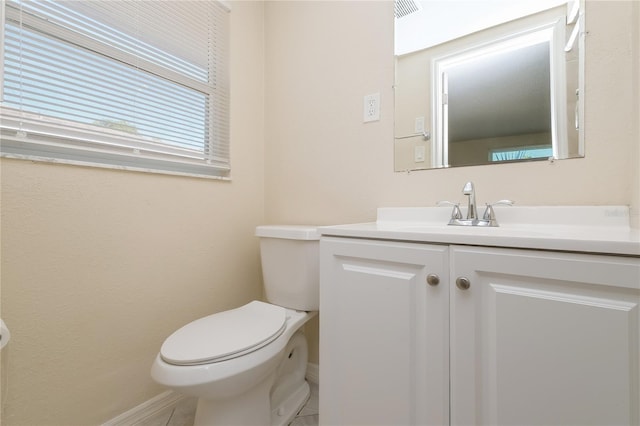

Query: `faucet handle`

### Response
(493, 199, 514, 206)
(482, 200, 514, 225)
(437, 201, 463, 220)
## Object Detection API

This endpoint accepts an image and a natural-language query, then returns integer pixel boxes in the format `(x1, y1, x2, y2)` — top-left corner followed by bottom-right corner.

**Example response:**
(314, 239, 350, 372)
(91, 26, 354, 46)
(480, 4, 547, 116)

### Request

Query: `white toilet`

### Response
(151, 225, 320, 426)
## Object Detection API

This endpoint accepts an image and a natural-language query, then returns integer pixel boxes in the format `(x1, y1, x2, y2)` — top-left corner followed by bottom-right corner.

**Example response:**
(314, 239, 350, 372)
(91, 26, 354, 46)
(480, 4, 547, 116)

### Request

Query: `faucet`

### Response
(462, 181, 477, 220)
(439, 181, 514, 227)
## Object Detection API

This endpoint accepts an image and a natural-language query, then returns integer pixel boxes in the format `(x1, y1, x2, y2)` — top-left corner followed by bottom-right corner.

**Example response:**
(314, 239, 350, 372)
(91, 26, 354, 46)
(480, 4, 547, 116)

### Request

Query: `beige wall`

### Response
(0, 2, 265, 425)
(1, 1, 638, 424)
(264, 0, 640, 365)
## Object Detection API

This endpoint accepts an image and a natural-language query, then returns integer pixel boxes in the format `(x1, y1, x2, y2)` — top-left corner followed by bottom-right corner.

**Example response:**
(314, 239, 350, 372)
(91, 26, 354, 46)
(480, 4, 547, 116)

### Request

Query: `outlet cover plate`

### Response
(363, 93, 380, 122)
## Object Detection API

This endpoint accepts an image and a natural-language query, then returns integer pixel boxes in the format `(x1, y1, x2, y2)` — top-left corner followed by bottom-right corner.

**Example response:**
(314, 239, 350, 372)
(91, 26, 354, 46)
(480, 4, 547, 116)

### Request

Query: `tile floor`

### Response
(137, 382, 319, 426)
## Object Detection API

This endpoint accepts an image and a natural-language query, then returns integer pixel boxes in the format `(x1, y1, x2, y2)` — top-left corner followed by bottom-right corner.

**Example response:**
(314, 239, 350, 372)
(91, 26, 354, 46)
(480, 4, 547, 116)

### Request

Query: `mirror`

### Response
(394, 0, 585, 172)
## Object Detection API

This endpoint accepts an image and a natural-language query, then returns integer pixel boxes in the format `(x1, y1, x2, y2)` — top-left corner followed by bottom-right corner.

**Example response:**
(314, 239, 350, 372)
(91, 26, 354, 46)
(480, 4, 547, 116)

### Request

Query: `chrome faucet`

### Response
(462, 181, 477, 220)
(439, 181, 514, 227)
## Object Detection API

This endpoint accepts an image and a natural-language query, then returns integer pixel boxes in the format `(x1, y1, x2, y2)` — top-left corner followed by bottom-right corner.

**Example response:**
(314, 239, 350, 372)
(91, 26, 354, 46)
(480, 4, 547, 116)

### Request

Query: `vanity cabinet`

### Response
(319, 237, 450, 425)
(319, 236, 640, 425)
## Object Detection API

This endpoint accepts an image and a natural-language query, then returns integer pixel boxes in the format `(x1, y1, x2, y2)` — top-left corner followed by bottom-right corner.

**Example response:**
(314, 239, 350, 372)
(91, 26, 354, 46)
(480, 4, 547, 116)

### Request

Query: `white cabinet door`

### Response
(450, 246, 640, 426)
(319, 237, 449, 426)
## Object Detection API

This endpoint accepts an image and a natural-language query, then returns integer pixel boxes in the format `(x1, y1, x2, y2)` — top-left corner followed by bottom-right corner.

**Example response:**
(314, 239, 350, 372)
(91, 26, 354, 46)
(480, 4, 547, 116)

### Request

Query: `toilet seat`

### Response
(160, 301, 287, 366)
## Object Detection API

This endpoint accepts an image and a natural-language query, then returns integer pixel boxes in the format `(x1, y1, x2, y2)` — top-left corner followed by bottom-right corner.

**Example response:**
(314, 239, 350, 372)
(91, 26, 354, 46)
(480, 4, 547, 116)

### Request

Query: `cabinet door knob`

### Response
(426, 273, 440, 286)
(456, 276, 471, 290)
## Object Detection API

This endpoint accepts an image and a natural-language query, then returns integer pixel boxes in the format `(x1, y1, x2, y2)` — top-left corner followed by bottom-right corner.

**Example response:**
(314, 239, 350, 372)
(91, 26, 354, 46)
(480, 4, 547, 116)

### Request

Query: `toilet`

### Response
(151, 225, 320, 426)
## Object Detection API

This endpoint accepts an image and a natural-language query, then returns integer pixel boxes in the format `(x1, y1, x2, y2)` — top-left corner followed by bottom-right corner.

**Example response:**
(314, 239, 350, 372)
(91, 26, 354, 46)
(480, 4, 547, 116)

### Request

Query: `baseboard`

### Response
(306, 362, 319, 385)
(102, 390, 188, 426)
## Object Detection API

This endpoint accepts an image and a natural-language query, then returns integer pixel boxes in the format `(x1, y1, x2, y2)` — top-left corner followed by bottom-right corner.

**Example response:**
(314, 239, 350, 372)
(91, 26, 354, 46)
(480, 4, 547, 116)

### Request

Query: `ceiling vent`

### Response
(395, 0, 421, 19)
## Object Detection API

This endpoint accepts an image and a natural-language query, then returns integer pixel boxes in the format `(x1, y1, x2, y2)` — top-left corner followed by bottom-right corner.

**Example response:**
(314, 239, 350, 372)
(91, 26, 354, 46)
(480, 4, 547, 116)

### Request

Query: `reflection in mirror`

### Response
(394, 0, 585, 172)
(435, 25, 561, 168)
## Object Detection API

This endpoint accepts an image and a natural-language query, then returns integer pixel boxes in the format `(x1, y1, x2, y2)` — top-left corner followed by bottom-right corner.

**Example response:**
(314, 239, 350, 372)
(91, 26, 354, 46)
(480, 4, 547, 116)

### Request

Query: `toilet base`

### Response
(271, 379, 310, 426)
(193, 371, 271, 426)
(192, 377, 311, 426)
(192, 330, 310, 425)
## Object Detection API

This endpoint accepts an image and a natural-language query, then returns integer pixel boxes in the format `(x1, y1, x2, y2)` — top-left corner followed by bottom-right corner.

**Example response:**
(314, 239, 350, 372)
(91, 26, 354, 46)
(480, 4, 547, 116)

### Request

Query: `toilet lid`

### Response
(160, 301, 287, 366)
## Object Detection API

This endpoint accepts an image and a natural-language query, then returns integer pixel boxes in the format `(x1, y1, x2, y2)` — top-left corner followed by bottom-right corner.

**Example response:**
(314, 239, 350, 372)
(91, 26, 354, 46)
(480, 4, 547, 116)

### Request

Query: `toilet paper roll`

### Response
(0, 319, 10, 350)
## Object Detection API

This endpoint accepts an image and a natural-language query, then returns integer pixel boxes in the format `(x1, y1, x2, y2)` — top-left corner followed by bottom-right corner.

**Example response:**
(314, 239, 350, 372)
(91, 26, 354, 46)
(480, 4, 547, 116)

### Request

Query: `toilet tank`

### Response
(255, 225, 320, 311)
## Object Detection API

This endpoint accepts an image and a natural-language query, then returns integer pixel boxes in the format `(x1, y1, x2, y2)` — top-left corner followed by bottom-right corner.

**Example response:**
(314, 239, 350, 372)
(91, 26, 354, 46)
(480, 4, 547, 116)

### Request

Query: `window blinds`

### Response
(1, 0, 230, 179)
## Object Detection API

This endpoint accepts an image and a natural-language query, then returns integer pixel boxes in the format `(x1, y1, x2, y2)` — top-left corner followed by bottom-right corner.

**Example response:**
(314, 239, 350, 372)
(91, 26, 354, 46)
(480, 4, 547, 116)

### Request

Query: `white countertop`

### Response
(319, 206, 640, 256)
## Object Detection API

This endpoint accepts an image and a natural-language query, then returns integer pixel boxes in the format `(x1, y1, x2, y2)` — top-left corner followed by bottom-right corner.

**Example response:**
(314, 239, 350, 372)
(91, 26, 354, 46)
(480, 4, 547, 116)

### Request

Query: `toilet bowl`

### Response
(151, 225, 319, 426)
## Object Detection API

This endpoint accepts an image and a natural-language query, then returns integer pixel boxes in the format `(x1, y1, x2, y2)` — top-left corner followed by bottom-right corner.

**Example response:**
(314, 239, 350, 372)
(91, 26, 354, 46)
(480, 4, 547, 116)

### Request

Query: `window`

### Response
(490, 145, 554, 162)
(0, 0, 230, 179)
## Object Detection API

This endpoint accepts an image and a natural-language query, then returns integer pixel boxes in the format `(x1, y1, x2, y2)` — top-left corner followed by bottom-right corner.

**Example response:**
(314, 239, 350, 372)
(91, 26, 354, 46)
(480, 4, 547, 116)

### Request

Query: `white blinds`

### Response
(1, 0, 230, 179)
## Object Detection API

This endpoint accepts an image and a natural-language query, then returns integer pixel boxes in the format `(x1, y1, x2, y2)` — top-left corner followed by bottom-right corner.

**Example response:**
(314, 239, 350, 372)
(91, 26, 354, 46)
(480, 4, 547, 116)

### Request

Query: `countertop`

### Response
(319, 206, 640, 256)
